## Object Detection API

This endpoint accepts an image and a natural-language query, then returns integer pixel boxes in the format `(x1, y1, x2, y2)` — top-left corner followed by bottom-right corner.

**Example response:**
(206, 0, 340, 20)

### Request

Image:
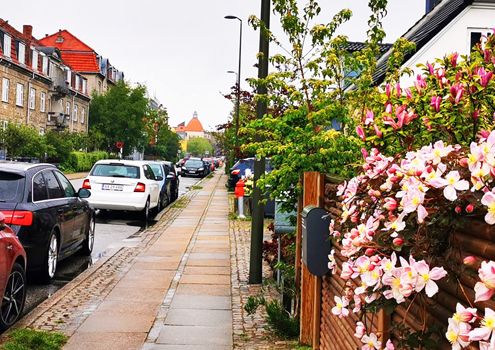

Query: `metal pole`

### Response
(249, 0, 270, 284)
(235, 20, 242, 151)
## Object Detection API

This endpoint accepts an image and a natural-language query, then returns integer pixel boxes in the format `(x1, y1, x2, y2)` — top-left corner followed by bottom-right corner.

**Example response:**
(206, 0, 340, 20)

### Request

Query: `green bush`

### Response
(1, 328, 67, 350)
(63, 151, 108, 173)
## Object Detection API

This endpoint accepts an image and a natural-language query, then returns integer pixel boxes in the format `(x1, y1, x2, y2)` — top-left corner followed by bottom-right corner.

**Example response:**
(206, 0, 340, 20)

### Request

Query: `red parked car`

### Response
(0, 211, 27, 331)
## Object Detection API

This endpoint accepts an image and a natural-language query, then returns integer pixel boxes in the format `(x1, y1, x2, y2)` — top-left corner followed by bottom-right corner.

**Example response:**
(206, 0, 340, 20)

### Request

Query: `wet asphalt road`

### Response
(23, 174, 201, 315)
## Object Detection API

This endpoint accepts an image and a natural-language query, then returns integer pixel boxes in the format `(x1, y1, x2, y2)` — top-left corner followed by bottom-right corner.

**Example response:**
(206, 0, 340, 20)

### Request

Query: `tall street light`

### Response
(224, 15, 242, 152)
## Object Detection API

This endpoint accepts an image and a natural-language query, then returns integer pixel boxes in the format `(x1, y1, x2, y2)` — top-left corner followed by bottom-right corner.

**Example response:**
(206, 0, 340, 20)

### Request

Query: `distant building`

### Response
(0, 20, 89, 134)
(39, 30, 124, 96)
(173, 111, 206, 153)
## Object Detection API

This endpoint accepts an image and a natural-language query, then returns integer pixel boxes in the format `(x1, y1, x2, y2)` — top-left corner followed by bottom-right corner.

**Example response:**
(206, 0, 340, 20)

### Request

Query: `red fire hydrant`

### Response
(234, 178, 246, 218)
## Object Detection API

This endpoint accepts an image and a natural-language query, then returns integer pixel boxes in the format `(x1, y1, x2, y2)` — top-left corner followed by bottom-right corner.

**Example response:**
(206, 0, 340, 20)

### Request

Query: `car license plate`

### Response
(102, 184, 124, 191)
(188, 170, 196, 173)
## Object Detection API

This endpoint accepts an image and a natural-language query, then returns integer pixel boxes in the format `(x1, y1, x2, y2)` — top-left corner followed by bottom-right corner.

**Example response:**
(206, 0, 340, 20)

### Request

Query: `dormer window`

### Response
(17, 42, 25, 65)
(3, 34, 11, 58)
(469, 28, 492, 51)
(55, 35, 64, 43)
(66, 68, 71, 84)
(32, 49, 38, 71)
(41, 54, 48, 75)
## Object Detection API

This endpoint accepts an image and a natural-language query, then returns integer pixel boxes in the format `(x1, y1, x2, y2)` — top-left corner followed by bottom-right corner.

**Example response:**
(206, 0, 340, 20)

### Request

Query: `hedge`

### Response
(63, 151, 108, 172)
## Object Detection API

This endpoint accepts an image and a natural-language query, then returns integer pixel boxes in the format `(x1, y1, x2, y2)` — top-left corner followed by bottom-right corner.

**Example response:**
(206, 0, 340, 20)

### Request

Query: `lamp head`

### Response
(224, 15, 240, 20)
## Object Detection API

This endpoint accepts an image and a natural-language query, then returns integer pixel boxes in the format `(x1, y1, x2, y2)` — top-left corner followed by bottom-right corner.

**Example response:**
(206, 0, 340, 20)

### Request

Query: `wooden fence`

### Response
(297, 171, 495, 349)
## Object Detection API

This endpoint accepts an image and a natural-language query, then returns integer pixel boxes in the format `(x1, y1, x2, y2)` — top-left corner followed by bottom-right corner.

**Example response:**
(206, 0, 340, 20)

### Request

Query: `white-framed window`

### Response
(41, 55, 48, 75)
(82, 79, 87, 94)
(15, 83, 23, 107)
(75, 75, 80, 91)
(17, 42, 25, 65)
(1, 78, 9, 103)
(3, 34, 11, 58)
(29, 87, 35, 110)
(468, 28, 492, 51)
(31, 49, 38, 71)
(40, 92, 46, 112)
(73, 104, 78, 121)
(66, 69, 71, 84)
(81, 107, 86, 124)
(39, 127, 45, 136)
(0, 120, 7, 131)
(65, 101, 70, 116)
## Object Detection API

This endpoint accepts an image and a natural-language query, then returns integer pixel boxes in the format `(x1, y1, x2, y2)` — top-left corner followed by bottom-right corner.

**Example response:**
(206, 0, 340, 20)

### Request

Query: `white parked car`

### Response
(82, 160, 160, 221)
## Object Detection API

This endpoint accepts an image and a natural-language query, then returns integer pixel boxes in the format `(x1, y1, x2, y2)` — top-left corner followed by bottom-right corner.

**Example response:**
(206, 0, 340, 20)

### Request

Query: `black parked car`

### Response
(182, 158, 207, 178)
(0, 162, 95, 282)
(227, 158, 273, 189)
(162, 161, 180, 201)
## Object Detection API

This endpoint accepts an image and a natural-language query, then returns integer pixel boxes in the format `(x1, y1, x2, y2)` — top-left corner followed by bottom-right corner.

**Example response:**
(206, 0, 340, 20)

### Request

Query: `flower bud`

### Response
(370, 255, 380, 263)
(459, 158, 469, 168)
(392, 237, 404, 247)
(463, 255, 477, 266)
(365, 248, 376, 256)
(455, 206, 462, 214)
(465, 204, 474, 213)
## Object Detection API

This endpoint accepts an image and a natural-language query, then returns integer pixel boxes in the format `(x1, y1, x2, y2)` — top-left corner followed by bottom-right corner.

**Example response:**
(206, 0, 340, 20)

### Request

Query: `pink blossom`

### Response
(450, 52, 459, 67)
(385, 83, 391, 99)
(452, 303, 478, 324)
(328, 249, 336, 273)
(430, 95, 442, 112)
(383, 197, 398, 211)
(356, 126, 366, 141)
(450, 83, 465, 104)
(385, 339, 395, 350)
(365, 110, 374, 125)
(405, 87, 412, 99)
(446, 317, 471, 350)
(331, 296, 349, 318)
(469, 308, 495, 348)
(353, 294, 362, 313)
(385, 102, 392, 114)
(427, 62, 434, 75)
(431, 170, 470, 201)
(374, 124, 383, 138)
(474, 260, 495, 302)
(414, 74, 427, 93)
(481, 192, 495, 225)
(395, 82, 401, 97)
(354, 321, 366, 339)
(413, 260, 447, 297)
(361, 333, 381, 350)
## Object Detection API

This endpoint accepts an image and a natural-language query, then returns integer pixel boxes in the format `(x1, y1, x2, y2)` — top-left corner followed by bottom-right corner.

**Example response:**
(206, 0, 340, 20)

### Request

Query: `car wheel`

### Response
(41, 232, 59, 283)
(142, 198, 150, 222)
(0, 263, 26, 331)
(81, 214, 95, 256)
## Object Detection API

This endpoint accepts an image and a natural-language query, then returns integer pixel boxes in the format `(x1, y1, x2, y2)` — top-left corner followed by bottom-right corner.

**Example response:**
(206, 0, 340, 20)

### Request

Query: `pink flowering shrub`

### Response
(328, 130, 495, 349)
(357, 32, 495, 156)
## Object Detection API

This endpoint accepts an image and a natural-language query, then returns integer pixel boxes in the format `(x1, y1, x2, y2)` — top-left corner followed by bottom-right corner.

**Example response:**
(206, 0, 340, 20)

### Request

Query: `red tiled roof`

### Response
(185, 117, 204, 132)
(60, 52, 99, 73)
(39, 30, 94, 52)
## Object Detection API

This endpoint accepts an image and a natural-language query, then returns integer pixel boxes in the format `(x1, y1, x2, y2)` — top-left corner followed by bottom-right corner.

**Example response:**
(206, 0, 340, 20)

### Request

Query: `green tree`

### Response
(89, 81, 149, 155)
(186, 137, 213, 157)
(144, 126, 181, 161)
(0, 124, 46, 159)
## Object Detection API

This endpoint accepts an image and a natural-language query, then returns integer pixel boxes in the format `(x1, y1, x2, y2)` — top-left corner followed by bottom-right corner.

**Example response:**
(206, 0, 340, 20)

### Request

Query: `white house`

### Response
(373, 0, 495, 86)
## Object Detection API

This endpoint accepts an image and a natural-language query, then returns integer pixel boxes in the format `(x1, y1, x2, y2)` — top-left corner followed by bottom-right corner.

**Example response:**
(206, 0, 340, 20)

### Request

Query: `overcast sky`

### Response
(2, 1, 424, 130)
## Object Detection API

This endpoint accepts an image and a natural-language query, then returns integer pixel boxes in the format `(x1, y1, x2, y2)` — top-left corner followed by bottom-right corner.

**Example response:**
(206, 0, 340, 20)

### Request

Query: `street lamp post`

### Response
(224, 15, 242, 152)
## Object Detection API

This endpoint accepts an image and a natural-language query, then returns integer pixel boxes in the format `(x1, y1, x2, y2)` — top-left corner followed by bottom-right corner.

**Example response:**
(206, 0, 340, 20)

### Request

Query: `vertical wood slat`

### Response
(295, 176, 303, 319)
(299, 172, 325, 347)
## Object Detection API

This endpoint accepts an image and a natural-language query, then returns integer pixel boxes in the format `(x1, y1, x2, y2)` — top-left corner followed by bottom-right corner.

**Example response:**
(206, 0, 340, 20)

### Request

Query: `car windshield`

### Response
(91, 164, 140, 179)
(184, 160, 203, 167)
(0, 171, 25, 202)
(149, 164, 163, 178)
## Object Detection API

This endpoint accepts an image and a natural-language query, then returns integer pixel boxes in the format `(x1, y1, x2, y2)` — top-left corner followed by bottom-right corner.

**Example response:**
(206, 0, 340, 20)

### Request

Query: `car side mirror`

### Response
(166, 174, 174, 179)
(156, 176, 164, 181)
(78, 188, 91, 199)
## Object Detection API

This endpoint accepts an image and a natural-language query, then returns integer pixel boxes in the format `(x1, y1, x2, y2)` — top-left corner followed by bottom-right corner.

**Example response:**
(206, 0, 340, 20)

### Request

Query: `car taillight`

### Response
(231, 169, 240, 175)
(134, 182, 146, 192)
(82, 179, 91, 189)
(2, 211, 33, 226)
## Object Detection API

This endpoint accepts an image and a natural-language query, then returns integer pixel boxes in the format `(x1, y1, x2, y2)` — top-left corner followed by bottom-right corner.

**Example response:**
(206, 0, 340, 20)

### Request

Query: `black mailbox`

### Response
(301, 205, 331, 276)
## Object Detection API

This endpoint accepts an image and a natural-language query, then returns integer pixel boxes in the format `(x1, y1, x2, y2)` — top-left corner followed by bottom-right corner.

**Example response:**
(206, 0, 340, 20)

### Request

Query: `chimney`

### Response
(23, 25, 33, 38)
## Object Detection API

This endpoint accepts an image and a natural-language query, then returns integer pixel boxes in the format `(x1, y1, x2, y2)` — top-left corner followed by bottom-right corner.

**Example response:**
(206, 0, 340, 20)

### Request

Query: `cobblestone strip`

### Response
(144, 172, 223, 344)
(230, 204, 295, 350)
(10, 191, 197, 337)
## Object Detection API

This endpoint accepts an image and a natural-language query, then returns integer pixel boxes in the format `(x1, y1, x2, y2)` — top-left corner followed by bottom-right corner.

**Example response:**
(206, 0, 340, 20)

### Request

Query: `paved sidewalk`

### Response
(61, 172, 231, 350)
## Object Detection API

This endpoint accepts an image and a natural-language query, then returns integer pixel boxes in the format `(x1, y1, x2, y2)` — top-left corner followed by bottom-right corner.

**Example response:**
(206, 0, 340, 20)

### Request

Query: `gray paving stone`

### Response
(164, 309, 231, 327)
(156, 325, 232, 346)
(143, 344, 230, 350)
(170, 295, 231, 310)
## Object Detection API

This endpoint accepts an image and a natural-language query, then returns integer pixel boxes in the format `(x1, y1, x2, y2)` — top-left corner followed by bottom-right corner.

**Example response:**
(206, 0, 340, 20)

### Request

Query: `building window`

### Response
(1, 78, 9, 103)
(17, 42, 25, 65)
(469, 28, 492, 51)
(41, 55, 48, 75)
(98, 81, 102, 93)
(39, 127, 45, 136)
(32, 49, 38, 71)
(16, 83, 24, 107)
(82, 79, 87, 94)
(81, 107, 86, 124)
(66, 101, 70, 116)
(29, 87, 36, 110)
(3, 34, 11, 58)
(75, 76, 80, 91)
(73, 104, 78, 121)
(66, 69, 71, 84)
(0, 121, 7, 131)
(40, 92, 46, 112)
